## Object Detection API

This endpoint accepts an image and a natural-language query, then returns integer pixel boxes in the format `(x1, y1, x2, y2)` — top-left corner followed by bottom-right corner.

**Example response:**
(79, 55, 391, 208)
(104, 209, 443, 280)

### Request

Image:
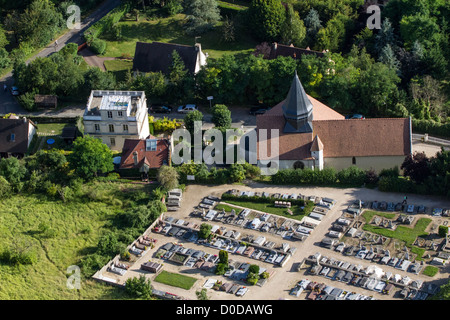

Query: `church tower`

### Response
(282, 70, 313, 133)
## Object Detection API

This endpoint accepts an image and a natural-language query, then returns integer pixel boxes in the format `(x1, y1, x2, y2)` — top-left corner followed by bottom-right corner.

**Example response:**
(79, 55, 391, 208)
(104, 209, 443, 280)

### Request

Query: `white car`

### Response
(236, 287, 248, 297)
(177, 104, 197, 113)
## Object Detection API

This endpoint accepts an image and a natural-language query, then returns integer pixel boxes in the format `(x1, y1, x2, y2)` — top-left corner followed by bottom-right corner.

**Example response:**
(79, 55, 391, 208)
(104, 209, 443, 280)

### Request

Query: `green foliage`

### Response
(219, 250, 229, 264)
(89, 38, 107, 55)
(247, 0, 285, 42)
(0, 157, 26, 190)
(0, 176, 11, 197)
(279, 4, 306, 47)
(196, 288, 209, 300)
(184, 110, 204, 134)
(68, 136, 114, 180)
(423, 265, 439, 277)
(125, 275, 153, 299)
(156, 165, 179, 190)
(211, 104, 232, 129)
(0, 246, 37, 266)
(215, 262, 227, 275)
(439, 225, 449, 238)
(249, 264, 260, 274)
(154, 270, 197, 290)
(185, 0, 221, 35)
(228, 163, 246, 182)
(0, 48, 11, 70)
(336, 166, 366, 186)
(198, 223, 212, 239)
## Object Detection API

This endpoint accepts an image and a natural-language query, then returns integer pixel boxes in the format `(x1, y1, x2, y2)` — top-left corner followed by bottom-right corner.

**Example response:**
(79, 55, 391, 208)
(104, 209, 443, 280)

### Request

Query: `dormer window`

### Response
(10, 133, 15, 142)
(146, 139, 157, 151)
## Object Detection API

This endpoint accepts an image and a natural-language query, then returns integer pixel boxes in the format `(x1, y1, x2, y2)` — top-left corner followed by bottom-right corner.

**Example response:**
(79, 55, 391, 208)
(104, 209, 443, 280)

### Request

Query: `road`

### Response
(0, 0, 121, 115)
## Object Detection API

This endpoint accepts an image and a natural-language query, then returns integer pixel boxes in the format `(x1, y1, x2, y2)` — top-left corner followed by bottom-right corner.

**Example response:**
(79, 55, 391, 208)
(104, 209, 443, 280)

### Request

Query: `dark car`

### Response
(249, 106, 269, 115)
(345, 114, 365, 119)
(150, 105, 172, 113)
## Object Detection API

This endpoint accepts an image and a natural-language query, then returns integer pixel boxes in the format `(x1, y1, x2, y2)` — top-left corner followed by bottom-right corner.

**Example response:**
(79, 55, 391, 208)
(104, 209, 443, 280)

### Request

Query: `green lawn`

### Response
(363, 217, 431, 246)
(101, 14, 258, 60)
(104, 59, 133, 82)
(0, 181, 151, 300)
(36, 123, 73, 135)
(361, 210, 396, 223)
(154, 271, 198, 290)
(423, 265, 439, 277)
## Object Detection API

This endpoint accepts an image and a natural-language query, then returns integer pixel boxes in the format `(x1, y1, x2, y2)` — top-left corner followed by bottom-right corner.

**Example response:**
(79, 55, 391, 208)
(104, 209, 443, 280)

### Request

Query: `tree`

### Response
(184, 0, 221, 35)
(279, 4, 306, 48)
(221, 16, 235, 43)
(0, 157, 26, 189)
(67, 136, 114, 180)
(438, 225, 449, 238)
(198, 223, 212, 239)
(211, 104, 232, 129)
(374, 18, 396, 55)
(196, 288, 209, 300)
(16, 0, 64, 47)
(0, 48, 11, 70)
(219, 250, 228, 265)
(248, 0, 285, 42)
(184, 109, 204, 135)
(401, 152, 431, 184)
(156, 165, 179, 190)
(125, 275, 153, 299)
(379, 44, 401, 75)
(304, 8, 322, 42)
(0, 24, 9, 49)
(228, 163, 246, 182)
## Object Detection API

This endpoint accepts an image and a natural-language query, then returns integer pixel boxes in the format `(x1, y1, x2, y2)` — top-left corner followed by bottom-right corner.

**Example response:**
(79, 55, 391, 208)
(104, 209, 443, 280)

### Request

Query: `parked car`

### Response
(345, 114, 365, 119)
(150, 105, 172, 113)
(249, 106, 269, 115)
(10, 86, 20, 96)
(177, 104, 197, 113)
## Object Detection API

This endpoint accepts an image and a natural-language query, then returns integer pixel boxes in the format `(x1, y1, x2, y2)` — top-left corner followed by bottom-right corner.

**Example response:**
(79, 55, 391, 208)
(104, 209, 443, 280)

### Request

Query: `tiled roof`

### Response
(132, 41, 200, 74)
(257, 98, 411, 159)
(268, 43, 325, 60)
(0, 118, 35, 154)
(310, 135, 324, 152)
(119, 137, 169, 170)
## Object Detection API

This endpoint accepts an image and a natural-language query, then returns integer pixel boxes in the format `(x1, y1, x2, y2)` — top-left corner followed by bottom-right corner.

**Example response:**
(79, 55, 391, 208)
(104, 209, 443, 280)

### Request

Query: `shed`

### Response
(61, 126, 78, 144)
(34, 94, 57, 109)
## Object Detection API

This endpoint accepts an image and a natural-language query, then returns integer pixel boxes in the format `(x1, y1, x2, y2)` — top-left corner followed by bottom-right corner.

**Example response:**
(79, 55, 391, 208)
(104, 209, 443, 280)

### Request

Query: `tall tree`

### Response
(156, 165, 179, 190)
(247, 0, 285, 42)
(304, 8, 322, 44)
(279, 4, 306, 48)
(184, 0, 221, 35)
(67, 136, 114, 180)
(379, 44, 401, 75)
(401, 151, 431, 184)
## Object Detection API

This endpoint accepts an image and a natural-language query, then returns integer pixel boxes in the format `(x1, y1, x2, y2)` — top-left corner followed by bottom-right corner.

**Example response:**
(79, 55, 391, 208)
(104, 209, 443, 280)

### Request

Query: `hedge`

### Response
(412, 119, 450, 139)
(83, 4, 130, 43)
(89, 38, 107, 55)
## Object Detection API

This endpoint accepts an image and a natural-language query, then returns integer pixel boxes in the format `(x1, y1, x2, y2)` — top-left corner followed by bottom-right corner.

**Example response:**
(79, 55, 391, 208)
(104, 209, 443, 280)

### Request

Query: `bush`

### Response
(337, 166, 366, 186)
(379, 166, 400, 178)
(439, 225, 449, 237)
(412, 119, 450, 139)
(215, 262, 227, 275)
(125, 275, 153, 299)
(17, 91, 37, 111)
(198, 223, 212, 239)
(89, 39, 107, 55)
(0, 247, 37, 266)
(249, 264, 260, 274)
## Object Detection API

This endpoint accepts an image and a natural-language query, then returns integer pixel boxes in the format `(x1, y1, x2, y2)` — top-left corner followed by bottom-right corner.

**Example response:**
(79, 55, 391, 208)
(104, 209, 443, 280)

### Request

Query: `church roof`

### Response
(282, 70, 313, 120)
(310, 135, 324, 152)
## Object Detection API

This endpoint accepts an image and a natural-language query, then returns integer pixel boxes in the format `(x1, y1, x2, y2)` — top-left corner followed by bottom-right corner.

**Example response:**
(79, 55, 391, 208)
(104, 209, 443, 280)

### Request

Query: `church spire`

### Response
(282, 70, 313, 133)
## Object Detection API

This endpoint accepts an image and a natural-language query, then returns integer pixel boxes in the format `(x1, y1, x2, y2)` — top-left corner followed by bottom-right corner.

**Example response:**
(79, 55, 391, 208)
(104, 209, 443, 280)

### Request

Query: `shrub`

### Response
(0, 247, 37, 266)
(337, 166, 366, 186)
(379, 166, 400, 178)
(125, 275, 153, 299)
(249, 264, 260, 274)
(89, 39, 107, 55)
(198, 223, 212, 239)
(439, 225, 449, 237)
(215, 262, 227, 275)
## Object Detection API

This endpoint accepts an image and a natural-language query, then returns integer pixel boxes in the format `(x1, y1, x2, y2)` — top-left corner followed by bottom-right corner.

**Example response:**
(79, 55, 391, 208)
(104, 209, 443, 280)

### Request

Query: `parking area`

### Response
(93, 183, 450, 300)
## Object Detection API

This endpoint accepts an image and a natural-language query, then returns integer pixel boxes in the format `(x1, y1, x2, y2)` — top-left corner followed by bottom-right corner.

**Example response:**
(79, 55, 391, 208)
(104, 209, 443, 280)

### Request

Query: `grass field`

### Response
(104, 59, 133, 82)
(361, 210, 396, 223)
(100, 14, 257, 60)
(0, 181, 152, 300)
(154, 270, 198, 290)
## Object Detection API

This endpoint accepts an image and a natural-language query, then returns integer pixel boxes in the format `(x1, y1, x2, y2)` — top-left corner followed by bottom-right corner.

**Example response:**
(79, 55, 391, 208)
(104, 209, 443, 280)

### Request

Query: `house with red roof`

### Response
(255, 71, 412, 172)
(119, 135, 170, 177)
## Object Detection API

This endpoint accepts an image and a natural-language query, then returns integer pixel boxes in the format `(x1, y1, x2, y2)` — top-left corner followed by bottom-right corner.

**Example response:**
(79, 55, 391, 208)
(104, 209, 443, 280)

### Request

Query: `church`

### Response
(255, 71, 412, 172)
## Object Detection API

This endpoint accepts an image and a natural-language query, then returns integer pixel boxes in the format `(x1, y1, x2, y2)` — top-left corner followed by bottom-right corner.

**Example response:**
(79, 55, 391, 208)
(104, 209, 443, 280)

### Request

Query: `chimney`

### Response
(133, 151, 138, 166)
(195, 42, 201, 52)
